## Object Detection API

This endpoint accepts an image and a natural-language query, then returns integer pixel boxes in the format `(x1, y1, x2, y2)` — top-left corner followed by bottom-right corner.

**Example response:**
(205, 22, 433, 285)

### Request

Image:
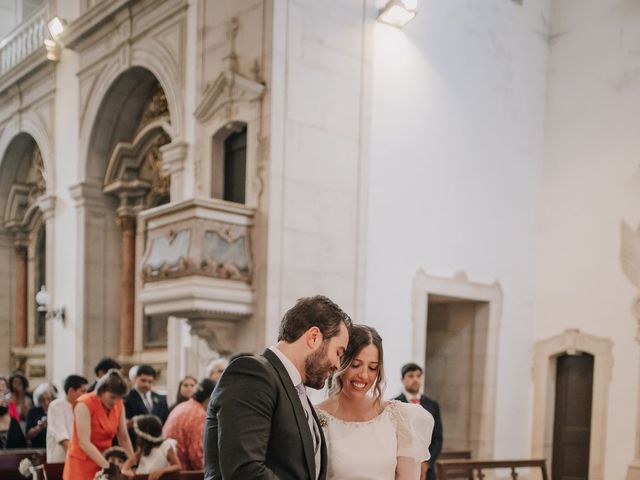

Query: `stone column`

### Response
(117, 214, 136, 357)
(14, 242, 28, 348)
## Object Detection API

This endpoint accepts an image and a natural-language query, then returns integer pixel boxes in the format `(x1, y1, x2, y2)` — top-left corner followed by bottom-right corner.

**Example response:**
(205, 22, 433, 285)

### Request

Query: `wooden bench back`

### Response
(436, 458, 549, 480)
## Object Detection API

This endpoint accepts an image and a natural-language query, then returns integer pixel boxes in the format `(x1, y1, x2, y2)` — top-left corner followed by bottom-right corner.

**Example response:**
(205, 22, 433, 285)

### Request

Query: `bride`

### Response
(316, 324, 434, 480)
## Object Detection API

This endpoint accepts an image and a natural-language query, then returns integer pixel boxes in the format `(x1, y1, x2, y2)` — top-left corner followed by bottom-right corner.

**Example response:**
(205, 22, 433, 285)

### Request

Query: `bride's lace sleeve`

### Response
(392, 401, 435, 462)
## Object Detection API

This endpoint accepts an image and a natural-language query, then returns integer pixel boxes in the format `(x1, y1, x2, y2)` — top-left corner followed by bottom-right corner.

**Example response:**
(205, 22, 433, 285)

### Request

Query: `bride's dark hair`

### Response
(328, 324, 386, 404)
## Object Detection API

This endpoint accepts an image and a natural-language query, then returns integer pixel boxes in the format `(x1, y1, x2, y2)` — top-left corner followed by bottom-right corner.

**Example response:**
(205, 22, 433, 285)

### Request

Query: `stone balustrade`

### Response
(0, 8, 46, 77)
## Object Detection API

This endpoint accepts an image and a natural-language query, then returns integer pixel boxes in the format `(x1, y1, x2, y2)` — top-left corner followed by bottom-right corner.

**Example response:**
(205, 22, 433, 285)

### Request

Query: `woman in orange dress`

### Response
(63, 369, 134, 479)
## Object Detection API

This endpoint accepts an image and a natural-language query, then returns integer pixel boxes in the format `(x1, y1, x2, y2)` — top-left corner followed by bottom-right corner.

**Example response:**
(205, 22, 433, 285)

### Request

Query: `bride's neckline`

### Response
(318, 400, 396, 425)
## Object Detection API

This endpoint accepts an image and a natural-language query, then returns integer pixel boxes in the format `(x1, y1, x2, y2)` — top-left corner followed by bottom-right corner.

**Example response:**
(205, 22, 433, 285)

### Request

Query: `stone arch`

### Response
(531, 329, 613, 480)
(83, 66, 174, 184)
(0, 133, 48, 224)
(0, 115, 54, 195)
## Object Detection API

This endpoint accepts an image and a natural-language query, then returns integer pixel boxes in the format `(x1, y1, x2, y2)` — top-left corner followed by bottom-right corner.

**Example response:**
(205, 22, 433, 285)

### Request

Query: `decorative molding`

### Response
(621, 221, 640, 342)
(194, 70, 264, 123)
(104, 117, 170, 193)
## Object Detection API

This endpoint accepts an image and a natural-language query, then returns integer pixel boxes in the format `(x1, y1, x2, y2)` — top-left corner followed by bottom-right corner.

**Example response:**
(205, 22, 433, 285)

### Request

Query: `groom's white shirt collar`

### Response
(269, 345, 303, 387)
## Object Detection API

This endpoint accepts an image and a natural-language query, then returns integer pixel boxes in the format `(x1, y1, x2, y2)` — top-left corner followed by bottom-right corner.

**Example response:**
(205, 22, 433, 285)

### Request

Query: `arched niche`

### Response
(86, 67, 173, 183)
(0, 133, 53, 377)
(74, 67, 177, 377)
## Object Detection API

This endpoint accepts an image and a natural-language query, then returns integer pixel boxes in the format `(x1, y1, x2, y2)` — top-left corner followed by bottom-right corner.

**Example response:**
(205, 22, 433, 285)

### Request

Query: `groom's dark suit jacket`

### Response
(204, 349, 327, 480)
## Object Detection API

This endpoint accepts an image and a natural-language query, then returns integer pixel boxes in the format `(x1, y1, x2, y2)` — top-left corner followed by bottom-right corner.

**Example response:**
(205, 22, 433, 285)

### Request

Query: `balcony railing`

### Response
(0, 8, 47, 77)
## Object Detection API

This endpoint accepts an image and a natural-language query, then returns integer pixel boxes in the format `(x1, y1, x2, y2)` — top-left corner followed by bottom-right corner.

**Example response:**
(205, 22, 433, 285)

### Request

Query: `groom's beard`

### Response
(304, 342, 334, 390)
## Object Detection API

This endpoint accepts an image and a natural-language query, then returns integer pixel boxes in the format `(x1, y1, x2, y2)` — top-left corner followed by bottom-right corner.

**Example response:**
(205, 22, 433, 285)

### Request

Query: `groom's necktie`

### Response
(295, 383, 319, 450)
(410, 398, 420, 404)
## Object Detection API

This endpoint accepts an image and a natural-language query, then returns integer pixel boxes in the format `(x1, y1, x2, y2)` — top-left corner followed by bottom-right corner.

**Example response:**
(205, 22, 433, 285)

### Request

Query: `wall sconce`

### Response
(36, 286, 65, 324)
(45, 16, 66, 61)
(47, 17, 66, 40)
(377, 0, 417, 28)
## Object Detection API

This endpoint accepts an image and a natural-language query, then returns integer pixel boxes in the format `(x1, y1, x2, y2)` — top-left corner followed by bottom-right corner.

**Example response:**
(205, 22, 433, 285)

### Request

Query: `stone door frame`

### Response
(411, 269, 503, 458)
(531, 329, 613, 480)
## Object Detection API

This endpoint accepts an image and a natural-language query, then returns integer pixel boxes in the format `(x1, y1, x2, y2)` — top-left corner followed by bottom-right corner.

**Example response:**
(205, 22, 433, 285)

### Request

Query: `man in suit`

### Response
(395, 363, 444, 480)
(124, 364, 169, 445)
(204, 295, 351, 480)
(87, 357, 121, 393)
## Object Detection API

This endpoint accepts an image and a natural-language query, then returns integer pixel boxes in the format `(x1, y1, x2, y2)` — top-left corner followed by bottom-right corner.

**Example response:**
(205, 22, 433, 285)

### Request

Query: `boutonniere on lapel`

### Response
(317, 412, 328, 429)
(152, 396, 158, 404)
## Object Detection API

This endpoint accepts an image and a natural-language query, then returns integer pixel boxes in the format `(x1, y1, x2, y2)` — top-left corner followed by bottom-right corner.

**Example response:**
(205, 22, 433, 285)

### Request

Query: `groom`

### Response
(204, 295, 351, 480)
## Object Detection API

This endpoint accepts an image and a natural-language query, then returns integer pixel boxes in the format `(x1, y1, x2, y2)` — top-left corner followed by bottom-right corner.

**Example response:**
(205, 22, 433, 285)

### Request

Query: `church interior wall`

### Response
(536, 0, 640, 477)
(266, 0, 369, 343)
(365, 0, 549, 460)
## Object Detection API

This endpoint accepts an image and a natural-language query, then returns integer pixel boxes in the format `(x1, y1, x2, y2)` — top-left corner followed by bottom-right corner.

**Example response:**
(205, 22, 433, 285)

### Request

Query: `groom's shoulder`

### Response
(221, 352, 277, 382)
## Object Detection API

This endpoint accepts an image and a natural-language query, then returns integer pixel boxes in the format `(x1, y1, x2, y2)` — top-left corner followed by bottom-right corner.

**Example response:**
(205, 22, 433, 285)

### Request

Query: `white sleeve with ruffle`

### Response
(393, 401, 435, 463)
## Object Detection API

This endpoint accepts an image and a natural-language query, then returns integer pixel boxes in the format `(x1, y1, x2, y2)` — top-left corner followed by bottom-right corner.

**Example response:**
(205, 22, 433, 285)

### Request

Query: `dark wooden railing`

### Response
(438, 450, 473, 479)
(436, 458, 549, 480)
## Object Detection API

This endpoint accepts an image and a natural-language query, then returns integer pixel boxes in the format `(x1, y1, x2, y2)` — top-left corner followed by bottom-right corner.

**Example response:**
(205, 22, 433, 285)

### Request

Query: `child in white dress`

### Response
(121, 415, 181, 480)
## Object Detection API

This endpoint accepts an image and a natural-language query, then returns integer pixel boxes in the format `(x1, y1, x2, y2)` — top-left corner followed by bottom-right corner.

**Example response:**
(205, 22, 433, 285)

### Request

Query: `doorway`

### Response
(424, 294, 490, 455)
(552, 353, 594, 480)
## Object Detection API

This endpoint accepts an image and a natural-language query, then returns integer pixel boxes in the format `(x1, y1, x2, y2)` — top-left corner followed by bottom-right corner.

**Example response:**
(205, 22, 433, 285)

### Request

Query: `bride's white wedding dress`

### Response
(317, 400, 434, 480)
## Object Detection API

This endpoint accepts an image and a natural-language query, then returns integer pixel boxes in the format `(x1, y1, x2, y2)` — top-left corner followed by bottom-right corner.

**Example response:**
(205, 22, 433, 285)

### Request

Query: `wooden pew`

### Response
(0, 449, 46, 480)
(438, 450, 473, 479)
(44, 462, 65, 480)
(436, 458, 549, 480)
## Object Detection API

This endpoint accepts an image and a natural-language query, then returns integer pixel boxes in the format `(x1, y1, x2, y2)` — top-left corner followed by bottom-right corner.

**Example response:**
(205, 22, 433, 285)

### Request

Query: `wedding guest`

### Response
(124, 365, 169, 445)
(47, 374, 89, 462)
(8, 371, 32, 427)
(63, 369, 134, 480)
(0, 376, 19, 421)
(168, 375, 197, 413)
(205, 358, 228, 383)
(0, 395, 26, 449)
(87, 358, 121, 393)
(121, 414, 180, 479)
(26, 383, 57, 448)
(395, 363, 444, 480)
(163, 378, 215, 470)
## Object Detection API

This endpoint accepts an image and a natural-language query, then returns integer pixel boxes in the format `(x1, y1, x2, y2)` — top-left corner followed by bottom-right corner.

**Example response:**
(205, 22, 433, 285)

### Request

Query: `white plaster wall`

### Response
(365, 0, 549, 459)
(536, 1, 640, 477)
(267, 0, 369, 342)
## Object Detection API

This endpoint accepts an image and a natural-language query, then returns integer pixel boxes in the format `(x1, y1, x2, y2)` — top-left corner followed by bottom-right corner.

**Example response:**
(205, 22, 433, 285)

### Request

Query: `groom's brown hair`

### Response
(278, 295, 352, 343)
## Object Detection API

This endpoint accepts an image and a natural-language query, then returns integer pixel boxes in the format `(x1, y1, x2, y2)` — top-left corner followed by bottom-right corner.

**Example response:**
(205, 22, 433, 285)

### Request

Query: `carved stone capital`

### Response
(37, 194, 56, 220)
(159, 141, 188, 175)
(188, 318, 238, 355)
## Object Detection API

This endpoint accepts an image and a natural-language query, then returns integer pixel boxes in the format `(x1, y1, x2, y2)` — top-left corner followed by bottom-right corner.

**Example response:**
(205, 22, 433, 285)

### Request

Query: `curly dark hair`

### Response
(278, 295, 352, 343)
(329, 324, 386, 405)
